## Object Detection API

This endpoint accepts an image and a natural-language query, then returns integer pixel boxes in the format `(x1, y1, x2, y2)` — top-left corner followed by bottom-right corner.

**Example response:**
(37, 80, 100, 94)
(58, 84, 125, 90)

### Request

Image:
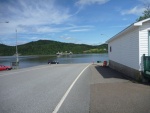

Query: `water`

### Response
(0, 54, 108, 68)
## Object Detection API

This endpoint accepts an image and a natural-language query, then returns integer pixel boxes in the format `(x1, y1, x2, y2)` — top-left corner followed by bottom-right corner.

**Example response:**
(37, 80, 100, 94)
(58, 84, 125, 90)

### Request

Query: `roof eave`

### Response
(134, 18, 150, 26)
(106, 24, 135, 43)
(106, 18, 150, 43)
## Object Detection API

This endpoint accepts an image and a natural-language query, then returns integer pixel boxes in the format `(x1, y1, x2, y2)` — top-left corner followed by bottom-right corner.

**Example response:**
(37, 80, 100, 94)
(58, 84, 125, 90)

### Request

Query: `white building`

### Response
(106, 18, 150, 80)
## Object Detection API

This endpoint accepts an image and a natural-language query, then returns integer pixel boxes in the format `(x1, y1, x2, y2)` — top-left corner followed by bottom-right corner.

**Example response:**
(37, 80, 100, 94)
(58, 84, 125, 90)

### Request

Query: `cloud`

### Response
(76, 0, 109, 6)
(34, 24, 94, 33)
(0, 0, 71, 34)
(120, 0, 150, 16)
(0, 0, 77, 45)
(139, 0, 150, 4)
(69, 24, 94, 32)
(60, 35, 74, 40)
(70, 29, 90, 32)
(109, 24, 129, 28)
(59, 35, 77, 43)
(121, 6, 145, 15)
(64, 37, 73, 40)
(36, 26, 62, 33)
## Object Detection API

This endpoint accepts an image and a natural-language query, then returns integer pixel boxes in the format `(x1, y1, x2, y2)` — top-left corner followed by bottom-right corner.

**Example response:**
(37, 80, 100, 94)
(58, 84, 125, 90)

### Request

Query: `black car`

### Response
(48, 60, 59, 64)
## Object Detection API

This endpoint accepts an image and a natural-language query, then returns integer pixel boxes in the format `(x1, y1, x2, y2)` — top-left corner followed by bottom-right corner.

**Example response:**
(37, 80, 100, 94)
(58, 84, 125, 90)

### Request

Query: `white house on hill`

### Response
(106, 18, 150, 80)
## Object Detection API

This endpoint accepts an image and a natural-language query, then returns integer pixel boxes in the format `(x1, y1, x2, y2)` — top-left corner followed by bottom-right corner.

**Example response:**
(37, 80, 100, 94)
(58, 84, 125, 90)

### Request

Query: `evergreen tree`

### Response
(137, 5, 150, 21)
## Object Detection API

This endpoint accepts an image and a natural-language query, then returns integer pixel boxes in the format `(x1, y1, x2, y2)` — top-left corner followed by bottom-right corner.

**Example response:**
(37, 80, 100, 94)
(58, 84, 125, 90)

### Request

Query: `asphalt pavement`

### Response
(0, 63, 150, 113)
(90, 64, 150, 113)
(0, 64, 90, 113)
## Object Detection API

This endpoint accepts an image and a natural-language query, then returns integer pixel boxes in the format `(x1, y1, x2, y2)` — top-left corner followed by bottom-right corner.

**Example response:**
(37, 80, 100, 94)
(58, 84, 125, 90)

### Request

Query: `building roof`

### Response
(106, 18, 150, 43)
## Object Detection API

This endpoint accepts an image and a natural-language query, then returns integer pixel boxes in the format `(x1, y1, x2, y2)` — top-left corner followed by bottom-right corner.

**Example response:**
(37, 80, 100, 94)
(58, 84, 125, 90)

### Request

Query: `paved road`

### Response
(90, 64, 150, 113)
(0, 63, 150, 113)
(0, 63, 90, 113)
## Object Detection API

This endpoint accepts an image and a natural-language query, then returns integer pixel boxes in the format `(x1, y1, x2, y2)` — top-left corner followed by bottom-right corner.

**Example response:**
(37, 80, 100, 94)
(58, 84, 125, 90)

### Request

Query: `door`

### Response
(149, 31, 150, 56)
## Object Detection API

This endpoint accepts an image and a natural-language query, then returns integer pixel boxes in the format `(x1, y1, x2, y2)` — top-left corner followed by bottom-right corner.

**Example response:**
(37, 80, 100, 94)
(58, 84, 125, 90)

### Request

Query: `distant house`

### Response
(106, 18, 150, 80)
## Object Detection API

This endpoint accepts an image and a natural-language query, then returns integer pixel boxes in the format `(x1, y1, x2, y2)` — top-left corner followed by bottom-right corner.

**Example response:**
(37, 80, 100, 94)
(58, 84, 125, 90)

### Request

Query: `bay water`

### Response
(0, 54, 108, 69)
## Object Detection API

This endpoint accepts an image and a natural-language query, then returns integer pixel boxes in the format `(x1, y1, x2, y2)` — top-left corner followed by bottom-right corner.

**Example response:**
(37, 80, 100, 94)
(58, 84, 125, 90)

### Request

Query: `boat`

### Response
(56, 51, 73, 56)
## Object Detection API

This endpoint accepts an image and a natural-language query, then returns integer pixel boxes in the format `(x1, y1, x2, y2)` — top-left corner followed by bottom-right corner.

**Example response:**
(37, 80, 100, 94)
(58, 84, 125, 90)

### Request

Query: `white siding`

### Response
(139, 21, 150, 71)
(108, 27, 139, 70)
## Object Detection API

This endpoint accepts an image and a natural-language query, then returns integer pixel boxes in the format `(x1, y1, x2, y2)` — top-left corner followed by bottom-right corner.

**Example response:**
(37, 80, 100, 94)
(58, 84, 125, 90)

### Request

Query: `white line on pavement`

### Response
(52, 64, 91, 113)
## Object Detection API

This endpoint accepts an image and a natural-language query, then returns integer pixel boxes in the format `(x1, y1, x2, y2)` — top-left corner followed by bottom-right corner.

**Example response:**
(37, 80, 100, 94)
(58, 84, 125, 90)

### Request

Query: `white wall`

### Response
(108, 27, 139, 70)
(139, 21, 150, 71)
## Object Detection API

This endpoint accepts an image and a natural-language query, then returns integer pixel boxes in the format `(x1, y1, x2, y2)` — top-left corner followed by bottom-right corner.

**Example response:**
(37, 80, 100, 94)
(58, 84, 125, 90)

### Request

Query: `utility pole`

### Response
(16, 29, 19, 68)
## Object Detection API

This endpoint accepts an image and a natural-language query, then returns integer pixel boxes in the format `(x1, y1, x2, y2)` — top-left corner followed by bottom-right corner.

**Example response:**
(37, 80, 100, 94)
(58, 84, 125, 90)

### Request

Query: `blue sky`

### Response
(0, 0, 150, 45)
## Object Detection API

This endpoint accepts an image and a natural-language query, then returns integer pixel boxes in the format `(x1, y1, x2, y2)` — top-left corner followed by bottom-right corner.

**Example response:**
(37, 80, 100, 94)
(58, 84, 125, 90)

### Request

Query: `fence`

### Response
(143, 54, 150, 79)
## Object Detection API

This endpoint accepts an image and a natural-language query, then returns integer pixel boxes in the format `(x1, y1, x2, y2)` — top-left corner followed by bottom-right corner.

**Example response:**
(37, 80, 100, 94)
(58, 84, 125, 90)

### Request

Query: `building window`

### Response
(110, 46, 112, 52)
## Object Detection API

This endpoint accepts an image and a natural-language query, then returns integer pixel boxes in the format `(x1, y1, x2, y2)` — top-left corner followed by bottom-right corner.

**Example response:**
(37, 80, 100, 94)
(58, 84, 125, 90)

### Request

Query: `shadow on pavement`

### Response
(94, 64, 135, 81)
(90, 64, 150, 113)
(94, 64, 150, 85)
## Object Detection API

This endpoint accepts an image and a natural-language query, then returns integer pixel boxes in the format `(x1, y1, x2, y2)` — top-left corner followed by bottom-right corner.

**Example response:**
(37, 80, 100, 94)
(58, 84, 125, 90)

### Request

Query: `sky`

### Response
(0, 0, 150, 46)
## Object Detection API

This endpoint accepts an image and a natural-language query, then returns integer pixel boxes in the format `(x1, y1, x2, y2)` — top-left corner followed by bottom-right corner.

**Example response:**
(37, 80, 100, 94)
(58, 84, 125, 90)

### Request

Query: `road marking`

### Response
(52, 64, 91, 113)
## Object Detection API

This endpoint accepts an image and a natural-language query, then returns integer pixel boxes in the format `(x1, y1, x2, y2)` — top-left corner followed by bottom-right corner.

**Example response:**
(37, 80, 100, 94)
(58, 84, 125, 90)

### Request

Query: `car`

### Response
(48, 60, 59, 64)
(0, 65, 12, 71)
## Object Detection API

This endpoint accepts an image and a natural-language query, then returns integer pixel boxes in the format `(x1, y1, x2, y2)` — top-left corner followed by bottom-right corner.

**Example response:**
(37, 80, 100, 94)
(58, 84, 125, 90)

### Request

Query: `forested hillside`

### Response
(0, 40, 108, 56)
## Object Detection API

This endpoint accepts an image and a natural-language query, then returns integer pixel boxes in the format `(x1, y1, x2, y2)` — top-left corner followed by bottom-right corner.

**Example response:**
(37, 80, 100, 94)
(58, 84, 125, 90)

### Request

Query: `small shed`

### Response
(106, 18, 150, 80)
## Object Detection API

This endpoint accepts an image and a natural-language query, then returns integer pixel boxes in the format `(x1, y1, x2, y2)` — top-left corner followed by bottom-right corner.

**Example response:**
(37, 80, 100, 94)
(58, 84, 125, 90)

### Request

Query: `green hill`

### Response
(0, 40, 108, 56)
(0, 44, 15, 56)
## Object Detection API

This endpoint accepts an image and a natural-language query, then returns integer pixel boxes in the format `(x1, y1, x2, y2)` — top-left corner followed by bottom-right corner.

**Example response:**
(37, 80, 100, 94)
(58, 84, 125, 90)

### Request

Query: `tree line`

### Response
(0, 40, 108, 56)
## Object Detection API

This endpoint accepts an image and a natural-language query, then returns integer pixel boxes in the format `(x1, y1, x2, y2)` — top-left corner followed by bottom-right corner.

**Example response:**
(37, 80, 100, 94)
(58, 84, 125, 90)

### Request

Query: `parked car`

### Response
(48, 60, 59, 64)
(0, 65, 12, 71)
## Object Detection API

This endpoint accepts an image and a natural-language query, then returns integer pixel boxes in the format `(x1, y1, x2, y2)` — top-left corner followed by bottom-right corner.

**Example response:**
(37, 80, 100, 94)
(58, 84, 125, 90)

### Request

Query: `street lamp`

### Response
(0, 21, 19, 68)
(16, 29, 19, 68)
